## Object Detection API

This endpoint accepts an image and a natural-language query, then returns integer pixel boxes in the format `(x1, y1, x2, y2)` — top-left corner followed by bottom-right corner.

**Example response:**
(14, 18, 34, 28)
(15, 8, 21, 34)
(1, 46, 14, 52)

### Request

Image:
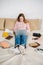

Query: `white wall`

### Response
(0, 0, 43, 30)
(0, 0, 43, 19)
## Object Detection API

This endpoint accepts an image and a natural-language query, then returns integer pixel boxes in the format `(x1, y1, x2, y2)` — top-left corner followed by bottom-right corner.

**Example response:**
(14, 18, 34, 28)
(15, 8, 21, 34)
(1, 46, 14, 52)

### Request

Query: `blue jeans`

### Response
(15, 30, 28, 47)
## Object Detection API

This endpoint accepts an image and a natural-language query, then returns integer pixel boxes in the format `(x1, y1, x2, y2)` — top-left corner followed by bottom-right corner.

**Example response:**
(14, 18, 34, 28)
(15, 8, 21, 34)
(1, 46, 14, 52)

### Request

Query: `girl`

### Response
(13, 13, 30, 54)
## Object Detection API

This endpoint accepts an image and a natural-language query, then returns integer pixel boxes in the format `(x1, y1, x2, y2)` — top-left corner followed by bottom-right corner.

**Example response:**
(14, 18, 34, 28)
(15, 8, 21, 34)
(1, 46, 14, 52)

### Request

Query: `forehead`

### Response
(20, 16, 23, 18)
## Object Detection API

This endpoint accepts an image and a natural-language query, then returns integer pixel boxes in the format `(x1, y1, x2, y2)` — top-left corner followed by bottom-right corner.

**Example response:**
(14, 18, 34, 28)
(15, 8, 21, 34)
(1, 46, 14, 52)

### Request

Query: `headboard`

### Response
(27, 19, 41, 31)
(0, 18, 42, 31)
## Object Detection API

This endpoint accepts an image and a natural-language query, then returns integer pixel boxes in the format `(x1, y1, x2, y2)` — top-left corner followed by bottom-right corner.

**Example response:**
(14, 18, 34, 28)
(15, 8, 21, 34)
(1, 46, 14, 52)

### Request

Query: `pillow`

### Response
(0, 41, 10, 48)
(0, 18, 4, 30)
(5, 29, 13, 34)
(5, 19, 16, 30)
(19, 45, 25, 54)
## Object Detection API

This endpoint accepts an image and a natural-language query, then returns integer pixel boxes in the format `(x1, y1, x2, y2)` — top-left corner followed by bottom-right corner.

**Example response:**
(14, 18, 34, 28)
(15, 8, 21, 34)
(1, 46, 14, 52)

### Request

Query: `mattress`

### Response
(0, 30, 43, 65)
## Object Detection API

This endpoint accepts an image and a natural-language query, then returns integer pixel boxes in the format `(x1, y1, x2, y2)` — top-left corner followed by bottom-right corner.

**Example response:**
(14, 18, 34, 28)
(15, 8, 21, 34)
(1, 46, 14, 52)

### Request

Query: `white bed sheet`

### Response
(0, 30, 43, 65)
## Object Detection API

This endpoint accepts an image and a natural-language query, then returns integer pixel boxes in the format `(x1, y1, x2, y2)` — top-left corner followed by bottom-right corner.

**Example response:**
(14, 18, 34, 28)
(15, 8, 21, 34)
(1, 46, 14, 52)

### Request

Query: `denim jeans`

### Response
(15, 30, 28, 46)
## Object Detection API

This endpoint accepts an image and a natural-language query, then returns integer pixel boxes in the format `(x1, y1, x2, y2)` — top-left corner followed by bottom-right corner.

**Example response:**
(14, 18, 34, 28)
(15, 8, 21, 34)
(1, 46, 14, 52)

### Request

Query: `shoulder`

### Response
(26, 22, 29, 25)
(15, 21, 19, 24)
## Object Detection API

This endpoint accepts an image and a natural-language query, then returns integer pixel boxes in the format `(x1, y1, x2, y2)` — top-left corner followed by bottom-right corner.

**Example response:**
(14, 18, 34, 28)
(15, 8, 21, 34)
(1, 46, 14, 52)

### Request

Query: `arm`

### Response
(26, 23, 30, 33)
(13, 22, 18, 34)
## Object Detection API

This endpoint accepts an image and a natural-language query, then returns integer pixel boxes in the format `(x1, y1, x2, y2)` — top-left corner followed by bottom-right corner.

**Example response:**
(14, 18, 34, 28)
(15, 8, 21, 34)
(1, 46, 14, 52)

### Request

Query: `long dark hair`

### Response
(17, 13, 27, 23)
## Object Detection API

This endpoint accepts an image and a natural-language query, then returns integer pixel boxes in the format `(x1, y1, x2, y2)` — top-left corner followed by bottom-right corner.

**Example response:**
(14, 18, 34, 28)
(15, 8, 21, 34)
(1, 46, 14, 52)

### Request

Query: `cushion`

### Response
(0, 18, 4, 30)
(5, 19, 16, 30)
(0, 41, 10, 48)
(19, 45, 25, 54)
(5, 29, 13, 34)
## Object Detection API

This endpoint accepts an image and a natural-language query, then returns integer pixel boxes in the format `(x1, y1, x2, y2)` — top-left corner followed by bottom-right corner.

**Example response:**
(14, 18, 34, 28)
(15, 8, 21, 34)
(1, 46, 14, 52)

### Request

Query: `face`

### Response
(19, 16, 24, 22)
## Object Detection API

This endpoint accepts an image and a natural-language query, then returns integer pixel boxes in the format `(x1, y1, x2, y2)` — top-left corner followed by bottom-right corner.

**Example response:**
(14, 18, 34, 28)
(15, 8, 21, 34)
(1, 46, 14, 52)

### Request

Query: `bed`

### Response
(0, 30, 43, 65)
(0, 18, 43, 65)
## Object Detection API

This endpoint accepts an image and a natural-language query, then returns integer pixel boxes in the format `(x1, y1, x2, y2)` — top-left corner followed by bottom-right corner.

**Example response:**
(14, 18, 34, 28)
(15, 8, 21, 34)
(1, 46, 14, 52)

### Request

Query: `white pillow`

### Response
(5, 29, 13, 34)
(19, 45, 26, 55)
